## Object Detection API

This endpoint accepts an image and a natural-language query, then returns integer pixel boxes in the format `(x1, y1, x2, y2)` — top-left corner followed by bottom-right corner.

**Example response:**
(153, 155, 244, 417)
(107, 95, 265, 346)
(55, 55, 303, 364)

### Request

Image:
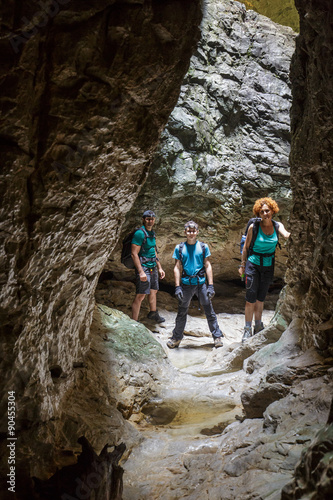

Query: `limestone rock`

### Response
(281, 425, 333, 499)
(0, 0, 202, 494)
(286, 0, 333, 354)
(115, 0, 296, 282)
(120, 316, 333, 500)
(0, 1, 332, 499)
(241, 383, 291, 419)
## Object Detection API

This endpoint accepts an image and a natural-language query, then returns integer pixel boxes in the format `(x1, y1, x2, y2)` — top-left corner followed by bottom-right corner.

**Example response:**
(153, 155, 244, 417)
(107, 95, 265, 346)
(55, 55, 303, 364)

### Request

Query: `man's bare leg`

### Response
(132, 293, 146, 321)
(148, 289, 157, 312)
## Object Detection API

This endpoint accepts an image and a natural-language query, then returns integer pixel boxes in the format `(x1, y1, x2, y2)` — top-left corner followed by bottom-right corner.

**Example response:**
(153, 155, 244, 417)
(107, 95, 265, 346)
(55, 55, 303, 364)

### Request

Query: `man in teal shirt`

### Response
(131, 210, 165, 323)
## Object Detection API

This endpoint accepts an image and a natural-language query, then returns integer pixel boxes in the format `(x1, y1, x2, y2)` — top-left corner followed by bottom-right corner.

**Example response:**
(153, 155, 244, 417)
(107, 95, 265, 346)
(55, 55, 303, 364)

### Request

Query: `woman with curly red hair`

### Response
(238, 197, 290, 342)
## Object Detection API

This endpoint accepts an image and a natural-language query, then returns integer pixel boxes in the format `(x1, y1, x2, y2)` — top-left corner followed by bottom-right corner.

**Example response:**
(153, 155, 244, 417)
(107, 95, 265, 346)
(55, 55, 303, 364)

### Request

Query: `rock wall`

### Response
(114, 0, 296, 281)
(286, 0, 333, 354)
(0, 0, 202, 495)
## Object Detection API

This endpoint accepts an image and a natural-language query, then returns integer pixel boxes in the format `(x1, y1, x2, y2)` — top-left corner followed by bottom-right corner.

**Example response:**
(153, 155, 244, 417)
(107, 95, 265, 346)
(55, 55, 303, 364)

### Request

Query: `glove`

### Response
(207, 284, 215, 300)
(175, 286, 183, 302)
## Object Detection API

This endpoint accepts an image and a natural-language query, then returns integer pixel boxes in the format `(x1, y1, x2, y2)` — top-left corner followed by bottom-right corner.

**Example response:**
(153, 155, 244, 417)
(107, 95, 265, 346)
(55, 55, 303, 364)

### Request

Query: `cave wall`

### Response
(286, 0, 333, 353)
(0, 0, 202, 492)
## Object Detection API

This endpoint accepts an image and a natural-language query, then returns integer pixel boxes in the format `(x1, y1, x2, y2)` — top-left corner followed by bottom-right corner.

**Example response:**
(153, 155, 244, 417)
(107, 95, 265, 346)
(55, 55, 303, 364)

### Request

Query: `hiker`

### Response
(131, 210, 166, 323)
(239, 197, 290, 342)
(167, 221, 224, 349)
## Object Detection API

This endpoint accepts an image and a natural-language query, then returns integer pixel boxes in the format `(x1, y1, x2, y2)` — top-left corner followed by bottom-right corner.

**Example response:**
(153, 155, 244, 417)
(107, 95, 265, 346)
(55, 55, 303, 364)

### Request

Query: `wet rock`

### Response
(265, 348, 331, 385)
(141, 401, 178, 426)
(244, 318, 302, 375)
(241, 321, 333, 420)
(241, 383, 291, 419)
(108, 304, 332, 500)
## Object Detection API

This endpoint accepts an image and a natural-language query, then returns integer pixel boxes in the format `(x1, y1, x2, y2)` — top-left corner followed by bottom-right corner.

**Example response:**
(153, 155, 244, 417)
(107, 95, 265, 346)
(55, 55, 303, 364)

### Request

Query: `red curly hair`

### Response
(253, 197, 279, 217)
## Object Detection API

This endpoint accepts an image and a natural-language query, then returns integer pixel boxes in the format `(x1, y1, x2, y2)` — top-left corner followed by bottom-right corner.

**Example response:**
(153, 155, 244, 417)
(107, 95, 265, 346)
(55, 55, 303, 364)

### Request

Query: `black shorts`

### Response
(135, 266, 159, 295)
(245, 260, 274, 303)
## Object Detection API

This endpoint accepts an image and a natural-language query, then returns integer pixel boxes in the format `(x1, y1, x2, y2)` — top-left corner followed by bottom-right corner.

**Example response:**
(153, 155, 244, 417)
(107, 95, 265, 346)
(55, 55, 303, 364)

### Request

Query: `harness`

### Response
(248, 220, 281, 268)
(178, 241, 206, 284)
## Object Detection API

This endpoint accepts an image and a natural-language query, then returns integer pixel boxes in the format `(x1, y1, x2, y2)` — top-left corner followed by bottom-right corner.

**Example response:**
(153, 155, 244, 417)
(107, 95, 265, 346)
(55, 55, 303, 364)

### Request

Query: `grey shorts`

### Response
(135, 266, 159, 295)
(245, 260, 274, 303)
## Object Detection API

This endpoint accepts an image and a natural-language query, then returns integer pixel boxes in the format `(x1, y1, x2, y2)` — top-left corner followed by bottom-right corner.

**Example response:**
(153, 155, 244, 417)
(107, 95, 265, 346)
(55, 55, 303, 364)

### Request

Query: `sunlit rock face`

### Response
(116, 0, 296, 281)
(0, 0, 202, 494)
(239, 0, 299, 32)
(286, 0, 333, 355)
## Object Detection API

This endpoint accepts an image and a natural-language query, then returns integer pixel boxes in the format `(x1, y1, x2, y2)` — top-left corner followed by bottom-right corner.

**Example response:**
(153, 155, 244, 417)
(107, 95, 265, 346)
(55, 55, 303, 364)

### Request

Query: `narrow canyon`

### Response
(0, 1, 332, 499)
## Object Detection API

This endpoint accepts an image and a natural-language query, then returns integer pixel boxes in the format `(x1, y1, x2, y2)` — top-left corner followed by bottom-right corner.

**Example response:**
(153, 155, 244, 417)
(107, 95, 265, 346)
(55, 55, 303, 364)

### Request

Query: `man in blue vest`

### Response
(131, 210, 165, 323)
(167, 221, 224, 349)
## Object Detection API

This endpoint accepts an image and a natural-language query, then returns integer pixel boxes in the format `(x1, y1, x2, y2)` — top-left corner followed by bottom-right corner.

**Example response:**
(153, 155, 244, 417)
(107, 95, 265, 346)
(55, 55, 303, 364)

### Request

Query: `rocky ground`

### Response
(90, 284, 333, 500)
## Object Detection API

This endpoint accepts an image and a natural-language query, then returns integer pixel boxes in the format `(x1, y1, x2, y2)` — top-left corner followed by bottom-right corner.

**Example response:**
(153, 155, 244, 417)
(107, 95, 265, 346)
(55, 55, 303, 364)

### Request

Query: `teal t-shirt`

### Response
(131, 226, 156, 268)
(248, 225, 278, 266)
(173, 241, 210, 285)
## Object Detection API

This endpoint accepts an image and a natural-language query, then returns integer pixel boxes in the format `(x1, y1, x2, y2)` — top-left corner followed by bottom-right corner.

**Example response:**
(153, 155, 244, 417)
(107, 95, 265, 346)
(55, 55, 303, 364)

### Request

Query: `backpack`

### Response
(121, 227, 156, 269)
(240, 217, 261, 254)
(178, 241, 206, 279)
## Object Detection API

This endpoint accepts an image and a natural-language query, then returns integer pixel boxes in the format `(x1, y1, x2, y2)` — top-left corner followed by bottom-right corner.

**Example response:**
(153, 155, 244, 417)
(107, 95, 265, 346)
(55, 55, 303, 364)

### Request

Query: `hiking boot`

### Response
(167, 338, 181, 349)
(214, 337, 223, 348)
(242, 325, 252, 343)
(147, 310, 165, 323)
(254, 322, 264, 335)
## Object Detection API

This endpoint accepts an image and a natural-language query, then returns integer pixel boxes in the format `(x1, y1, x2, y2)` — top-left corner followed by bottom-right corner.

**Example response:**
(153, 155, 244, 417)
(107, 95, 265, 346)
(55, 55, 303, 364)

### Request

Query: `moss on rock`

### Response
(96, 304, 166, 361)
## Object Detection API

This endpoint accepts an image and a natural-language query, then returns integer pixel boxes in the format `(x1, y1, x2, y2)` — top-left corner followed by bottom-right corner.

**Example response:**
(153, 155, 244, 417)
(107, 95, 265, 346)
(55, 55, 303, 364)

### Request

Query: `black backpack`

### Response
(240, 217, 261, 254)
(121, 227, 156, 269)
(178, 241, 206, 279)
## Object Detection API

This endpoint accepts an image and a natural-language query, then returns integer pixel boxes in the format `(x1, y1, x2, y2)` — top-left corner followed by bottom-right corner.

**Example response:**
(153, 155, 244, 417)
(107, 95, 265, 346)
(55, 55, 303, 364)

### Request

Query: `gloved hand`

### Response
(207, 284, 215, 300)
(175, 286, 183, 303)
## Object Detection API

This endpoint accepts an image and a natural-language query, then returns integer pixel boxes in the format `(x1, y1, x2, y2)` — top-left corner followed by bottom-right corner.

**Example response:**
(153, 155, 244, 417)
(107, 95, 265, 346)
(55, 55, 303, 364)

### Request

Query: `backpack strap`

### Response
(245, 217, 260, 237)
(138, 227, 148, 248)
(248, 220, 260, 257)
(200, 241, 206, 261)
(178, 241, 185, 263)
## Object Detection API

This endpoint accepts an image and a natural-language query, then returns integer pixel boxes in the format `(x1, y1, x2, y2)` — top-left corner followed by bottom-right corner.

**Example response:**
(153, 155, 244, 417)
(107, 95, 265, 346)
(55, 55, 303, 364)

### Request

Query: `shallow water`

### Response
(121, 309, 274, 499)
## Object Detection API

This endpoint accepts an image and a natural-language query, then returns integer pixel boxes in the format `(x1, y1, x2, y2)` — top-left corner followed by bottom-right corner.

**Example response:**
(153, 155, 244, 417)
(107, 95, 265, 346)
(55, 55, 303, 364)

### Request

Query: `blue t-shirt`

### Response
(173, 241, 210, 285)
(248, 225, 278, 266)
(132, 226, 156, 268)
